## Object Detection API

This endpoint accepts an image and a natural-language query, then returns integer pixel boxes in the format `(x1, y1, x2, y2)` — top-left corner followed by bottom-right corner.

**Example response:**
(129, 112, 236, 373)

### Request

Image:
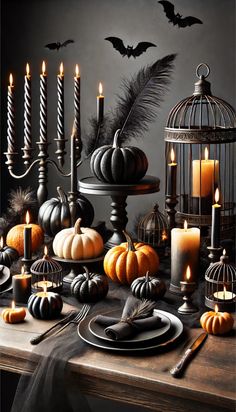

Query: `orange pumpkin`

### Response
(200, 310, 234, 335)
(6, 223, 44, 256)
(104, 231, 159, 285)
(2, 307, 26, 323)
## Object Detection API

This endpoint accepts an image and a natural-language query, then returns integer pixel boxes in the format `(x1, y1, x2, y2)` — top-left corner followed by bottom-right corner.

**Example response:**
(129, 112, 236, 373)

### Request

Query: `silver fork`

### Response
(51, 304, 91, 336)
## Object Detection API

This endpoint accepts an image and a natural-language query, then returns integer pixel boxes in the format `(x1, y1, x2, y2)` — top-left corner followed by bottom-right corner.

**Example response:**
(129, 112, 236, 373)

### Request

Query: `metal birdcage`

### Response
(137, 204, 168, 251)
(31, 251, 63, 292)
(164, 63, 236, 242)
(205, 250, 236, 312)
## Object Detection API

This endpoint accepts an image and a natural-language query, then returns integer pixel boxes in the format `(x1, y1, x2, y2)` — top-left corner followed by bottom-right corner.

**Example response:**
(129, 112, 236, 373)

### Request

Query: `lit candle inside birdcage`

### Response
(31, 245, 63, 292)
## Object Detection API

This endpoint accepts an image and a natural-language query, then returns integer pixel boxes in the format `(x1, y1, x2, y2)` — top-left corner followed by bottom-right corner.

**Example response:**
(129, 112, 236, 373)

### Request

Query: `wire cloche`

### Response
(205, 249, 236, 312)
(31, 246, 63, 292)
(137, 204, 168, 251)
(164, 63, 236, 242)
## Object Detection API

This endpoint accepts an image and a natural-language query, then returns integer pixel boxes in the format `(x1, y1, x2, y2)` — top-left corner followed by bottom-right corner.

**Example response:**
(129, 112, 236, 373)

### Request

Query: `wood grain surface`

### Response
(0, 303, 235, 412)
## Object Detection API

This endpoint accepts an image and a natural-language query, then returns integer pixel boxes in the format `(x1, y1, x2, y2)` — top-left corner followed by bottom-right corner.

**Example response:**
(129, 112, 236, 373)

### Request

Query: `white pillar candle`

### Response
(170, 220, 200, 293)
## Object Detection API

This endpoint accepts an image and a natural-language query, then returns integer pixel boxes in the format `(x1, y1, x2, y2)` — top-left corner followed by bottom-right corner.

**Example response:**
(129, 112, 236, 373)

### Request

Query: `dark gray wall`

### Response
(1, 0, 235, 231)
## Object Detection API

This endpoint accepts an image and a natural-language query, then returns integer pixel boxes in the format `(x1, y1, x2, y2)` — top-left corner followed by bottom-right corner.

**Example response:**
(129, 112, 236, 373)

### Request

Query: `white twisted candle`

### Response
(7, 73, 15, 153)
(39, 61, 47, 143)
(24, 63, 32, 150)
(57, 62, 64, 140)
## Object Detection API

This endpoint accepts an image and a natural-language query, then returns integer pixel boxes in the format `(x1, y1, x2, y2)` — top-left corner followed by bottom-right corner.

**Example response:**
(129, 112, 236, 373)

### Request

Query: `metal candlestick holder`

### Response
(21, 256, 35, 274)
(178, 281, 198, 314)
(207, 246, 223, 265)
(165, 194, 178, 232)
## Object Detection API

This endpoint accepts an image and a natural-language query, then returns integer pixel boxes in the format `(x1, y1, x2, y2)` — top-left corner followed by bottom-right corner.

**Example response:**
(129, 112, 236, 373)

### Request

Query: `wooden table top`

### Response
(0, 297, 235, 412)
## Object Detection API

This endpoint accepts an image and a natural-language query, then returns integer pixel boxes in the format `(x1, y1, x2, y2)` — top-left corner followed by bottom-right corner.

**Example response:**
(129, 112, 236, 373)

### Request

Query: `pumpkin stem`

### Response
(112, 129, 121, 148)
(74, 218, 82, 234)
(122, 230, 136, 252)
(145, 271, 150, 282)
(83, 266, 90, 281)
(57, 186, 67, 203)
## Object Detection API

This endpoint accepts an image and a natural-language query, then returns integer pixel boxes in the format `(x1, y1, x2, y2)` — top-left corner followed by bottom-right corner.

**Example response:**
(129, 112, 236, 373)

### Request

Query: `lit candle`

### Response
(192, 147, 219, 198)
(167, 148, 177, 197)
(213, 285, 236, 301)
(24, 210, 32, 260)
(97, 82, 104, 124)
(57, 62, 64, 142)
(211, 188, 221, 248)
(39, 61, 47, 143)
(13, 266, 32, 303)
(7, 73, 16, 154)
(74, 64, 80, 136)
(23, 63, 32, 152)
(2, 301, 26, 324)
(170, 220, 200, 293)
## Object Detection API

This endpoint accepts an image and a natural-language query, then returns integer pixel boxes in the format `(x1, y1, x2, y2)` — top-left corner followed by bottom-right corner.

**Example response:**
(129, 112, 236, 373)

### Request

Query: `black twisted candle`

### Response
(74, 64, 82, 159)
(7, 74, 15, 153)
(39, 61, 47, 143)
(57, 62, 64, 141)
(24, 63, 32, 150)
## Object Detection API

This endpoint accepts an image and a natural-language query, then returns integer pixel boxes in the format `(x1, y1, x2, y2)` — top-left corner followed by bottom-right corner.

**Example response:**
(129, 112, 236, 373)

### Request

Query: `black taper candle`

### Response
(24, 226, 32, 260)
(167, 148, 177, 196)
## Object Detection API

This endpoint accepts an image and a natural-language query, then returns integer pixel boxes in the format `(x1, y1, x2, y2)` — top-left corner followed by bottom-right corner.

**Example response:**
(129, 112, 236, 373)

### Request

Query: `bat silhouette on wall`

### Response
(45, 39, 74, 51)
(105, 37, 156, 58)
(158, 1, 203, 28)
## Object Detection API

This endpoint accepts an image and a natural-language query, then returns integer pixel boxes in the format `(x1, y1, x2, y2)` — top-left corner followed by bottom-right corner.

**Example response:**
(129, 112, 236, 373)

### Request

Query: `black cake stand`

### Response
(78, 175, 160, 249)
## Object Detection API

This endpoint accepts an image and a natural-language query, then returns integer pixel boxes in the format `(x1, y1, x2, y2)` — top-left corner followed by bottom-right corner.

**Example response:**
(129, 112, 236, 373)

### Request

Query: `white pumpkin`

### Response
(53, 218, 104, 260)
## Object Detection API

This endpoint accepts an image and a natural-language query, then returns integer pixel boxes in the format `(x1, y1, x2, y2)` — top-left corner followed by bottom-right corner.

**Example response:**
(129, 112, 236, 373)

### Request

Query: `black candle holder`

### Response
(30, 251, 63, 292)
(178, 281, 198, 314)
(207, 245, 223, 265)
(21, 256, 35, 274)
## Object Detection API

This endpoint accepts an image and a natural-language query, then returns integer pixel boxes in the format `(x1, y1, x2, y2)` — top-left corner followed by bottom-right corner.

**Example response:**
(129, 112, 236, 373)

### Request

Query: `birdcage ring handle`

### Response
(196, 63, 210, 79)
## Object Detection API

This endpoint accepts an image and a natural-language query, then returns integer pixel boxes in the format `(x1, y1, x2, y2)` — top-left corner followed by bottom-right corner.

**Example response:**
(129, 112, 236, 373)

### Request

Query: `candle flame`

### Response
(9, 73, 13, 87)
(25, 210, 30, 225)
(99, 82, 103, 95)
(43, 282, 47, 294)
(186, 265, 191, 281)
(59, 62, 64, 76)
(26, 63, 30, 76)
(204, 147, 209, 161)
(75, 64, 79, 77)
(42, 61, 46, 75)
(170, 148, 175, 163)
(21, 266, 25, 275)
(223, 249, 226, 256)
(215, 304, 219, 313)
(214, 188, 220, 204)
(184, 220, 188, 231)
(161, 230, 168, 241)
(11, 301, 15, 310)
(44, 245, 48, 256)
(0, 237, 4, 249)
(224, 285, 226, 293)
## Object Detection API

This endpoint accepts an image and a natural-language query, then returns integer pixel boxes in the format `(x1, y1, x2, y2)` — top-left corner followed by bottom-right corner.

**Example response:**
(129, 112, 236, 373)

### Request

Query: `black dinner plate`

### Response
(88, 311, 171, 344)
(78, 309, 183, 353)
(0, 266, 11, 289)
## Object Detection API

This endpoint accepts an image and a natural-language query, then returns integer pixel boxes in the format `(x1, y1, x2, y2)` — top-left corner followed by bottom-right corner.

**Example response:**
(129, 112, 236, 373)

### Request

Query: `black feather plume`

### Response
(111, 54, 176, 144)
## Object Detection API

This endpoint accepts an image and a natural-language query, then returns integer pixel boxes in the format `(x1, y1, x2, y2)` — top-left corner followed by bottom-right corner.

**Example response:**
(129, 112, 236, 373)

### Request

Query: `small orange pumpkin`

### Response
(200, 310, 234, 335)
(6, 223, 44, 256)
(104, 231, 159, 285)
(2, 307, 26, 323)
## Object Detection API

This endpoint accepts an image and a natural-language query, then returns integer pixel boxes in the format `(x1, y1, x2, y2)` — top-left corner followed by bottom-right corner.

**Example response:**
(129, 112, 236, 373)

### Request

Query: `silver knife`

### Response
(170, 332, 208, 378)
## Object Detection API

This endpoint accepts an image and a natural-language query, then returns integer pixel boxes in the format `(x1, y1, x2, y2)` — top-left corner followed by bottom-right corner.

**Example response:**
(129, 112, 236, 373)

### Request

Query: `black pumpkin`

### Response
(71, 266, 109, 303)
(28, 292, 63, 320)
(131, 272, 166, 301)
(90, 129, 148, 183)
(0, 242, 19, 268)
(38, 186, 94, 237)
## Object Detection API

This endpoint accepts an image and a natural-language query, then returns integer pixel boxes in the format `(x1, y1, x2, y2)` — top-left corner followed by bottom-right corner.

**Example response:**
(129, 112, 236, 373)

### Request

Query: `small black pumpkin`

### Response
(71, 266, 109, 303)
(28, 292, 63, 320)
(131, 271, 166, 301)
(90, 129, 148, 184)
(0, 239, 19, 268)
(38, 186, 94, 237)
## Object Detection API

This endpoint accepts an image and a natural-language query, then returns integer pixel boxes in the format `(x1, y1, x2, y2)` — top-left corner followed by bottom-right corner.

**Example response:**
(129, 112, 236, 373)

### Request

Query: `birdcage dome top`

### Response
(205, 251, 236, 285)
(165, 63, 236, 144)
(31, 254, 62, 275)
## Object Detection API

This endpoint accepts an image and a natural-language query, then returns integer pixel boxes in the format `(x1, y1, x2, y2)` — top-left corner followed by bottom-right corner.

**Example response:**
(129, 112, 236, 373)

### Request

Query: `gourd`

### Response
(53, 218, 104, 260)
(131, 271, 166, 300)
(71, 266, 109, 303)
(90, 129, 148, 184)
(6, 223, 44, 256)
(104, 231, 159, 285)
(28, 292, 63, 320)
(2, 307, 26, 323)
(38, 186, 94, 237)
(0, 241, 19, 268)
(200, 310, 234, 335)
